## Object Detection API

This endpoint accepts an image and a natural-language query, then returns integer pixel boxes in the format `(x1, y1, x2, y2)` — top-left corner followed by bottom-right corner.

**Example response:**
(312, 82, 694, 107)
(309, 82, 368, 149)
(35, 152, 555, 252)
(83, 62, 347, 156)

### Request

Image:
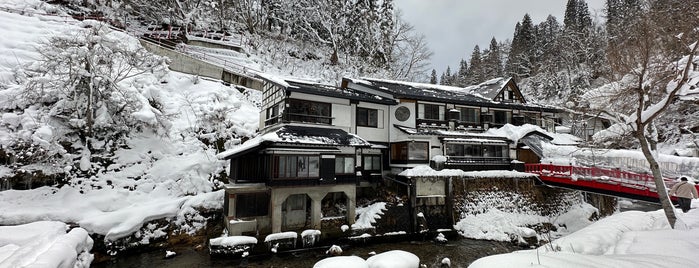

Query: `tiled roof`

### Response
(355, 77, 557, 112)
(286, 80, 396, 105)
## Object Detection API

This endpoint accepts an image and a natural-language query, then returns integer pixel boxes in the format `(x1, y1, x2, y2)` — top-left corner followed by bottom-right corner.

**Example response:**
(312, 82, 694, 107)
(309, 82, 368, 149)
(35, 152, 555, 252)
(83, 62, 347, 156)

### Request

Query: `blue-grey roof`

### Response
(353, 78, 558, 113)
(286, 80, 397, 105)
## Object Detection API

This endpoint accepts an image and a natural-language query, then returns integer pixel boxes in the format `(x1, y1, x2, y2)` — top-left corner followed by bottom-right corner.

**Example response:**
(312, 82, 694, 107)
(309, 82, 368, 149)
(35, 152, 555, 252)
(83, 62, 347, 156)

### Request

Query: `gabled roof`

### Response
(252, 74, 397, 105)
(346, 77, 557, 112)
(463, 77, 523, 102)
(217, 125, 371, 160)
(353, 77, 491, 105)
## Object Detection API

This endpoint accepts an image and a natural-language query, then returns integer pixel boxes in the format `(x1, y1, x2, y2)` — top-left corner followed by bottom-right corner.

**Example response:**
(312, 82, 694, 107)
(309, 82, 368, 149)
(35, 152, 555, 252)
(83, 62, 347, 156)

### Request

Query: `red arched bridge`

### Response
(524, 163, 697, 203)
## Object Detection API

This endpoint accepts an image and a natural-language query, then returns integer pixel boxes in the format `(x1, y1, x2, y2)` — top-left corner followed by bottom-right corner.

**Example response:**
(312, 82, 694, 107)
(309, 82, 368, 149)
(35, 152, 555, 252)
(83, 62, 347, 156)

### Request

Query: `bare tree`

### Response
(593, 2, 699, 228)
(388, 11, 433, 81)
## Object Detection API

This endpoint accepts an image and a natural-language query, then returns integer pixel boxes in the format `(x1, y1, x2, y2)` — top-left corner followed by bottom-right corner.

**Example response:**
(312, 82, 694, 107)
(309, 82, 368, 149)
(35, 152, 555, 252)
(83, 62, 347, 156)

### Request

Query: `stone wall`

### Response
(452, 177, 616, 221)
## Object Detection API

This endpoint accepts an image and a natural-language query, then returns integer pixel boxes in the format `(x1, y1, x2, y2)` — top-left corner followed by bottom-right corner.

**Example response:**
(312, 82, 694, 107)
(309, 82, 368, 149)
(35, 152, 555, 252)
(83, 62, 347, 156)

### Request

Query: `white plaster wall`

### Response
(389, 102, 416, 141)
(355, 102, 390, 143)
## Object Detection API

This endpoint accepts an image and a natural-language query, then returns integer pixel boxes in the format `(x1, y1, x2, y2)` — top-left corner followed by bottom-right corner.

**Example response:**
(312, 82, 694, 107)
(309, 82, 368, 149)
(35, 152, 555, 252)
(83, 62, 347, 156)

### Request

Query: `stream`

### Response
(93, 238, 520, 268)
(94, 199, 662, 268)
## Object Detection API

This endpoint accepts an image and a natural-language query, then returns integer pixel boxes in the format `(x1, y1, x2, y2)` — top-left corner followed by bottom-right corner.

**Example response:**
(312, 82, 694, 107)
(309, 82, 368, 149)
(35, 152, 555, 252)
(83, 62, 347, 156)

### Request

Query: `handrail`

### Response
(525, 163, 677, 191)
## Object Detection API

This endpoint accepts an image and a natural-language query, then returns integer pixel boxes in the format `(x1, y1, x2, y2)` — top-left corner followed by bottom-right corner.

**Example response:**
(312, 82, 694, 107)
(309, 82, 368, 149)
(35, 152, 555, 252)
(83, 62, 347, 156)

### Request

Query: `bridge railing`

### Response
(525, 163, 678, 192)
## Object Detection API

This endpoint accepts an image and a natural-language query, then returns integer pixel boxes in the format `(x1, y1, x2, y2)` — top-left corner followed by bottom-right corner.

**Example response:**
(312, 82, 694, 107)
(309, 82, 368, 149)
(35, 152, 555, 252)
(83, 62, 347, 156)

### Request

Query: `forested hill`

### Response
(434, 0, 699, 147)
(61, 0, 433, 84)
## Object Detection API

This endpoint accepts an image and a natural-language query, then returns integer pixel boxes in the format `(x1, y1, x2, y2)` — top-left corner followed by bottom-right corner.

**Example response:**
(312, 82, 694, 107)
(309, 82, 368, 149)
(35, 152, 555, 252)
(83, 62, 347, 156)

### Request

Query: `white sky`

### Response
(394, 0, 606, 77)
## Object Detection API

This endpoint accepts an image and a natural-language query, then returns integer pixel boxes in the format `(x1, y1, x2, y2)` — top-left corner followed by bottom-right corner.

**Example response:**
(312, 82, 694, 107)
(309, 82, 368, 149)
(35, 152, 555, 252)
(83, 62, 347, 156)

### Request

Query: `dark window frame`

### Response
(420, 103, 443, 120)
(286, 99, 332, 124)
(357, 107, 379, 128)
(272, 155, 320, 179)
(457, 107, 480, 123)
(335, 155, 355, 174)
(363, 155, 382, 171)
(236, 192, 270, 218)
(391, 141, 429, 164)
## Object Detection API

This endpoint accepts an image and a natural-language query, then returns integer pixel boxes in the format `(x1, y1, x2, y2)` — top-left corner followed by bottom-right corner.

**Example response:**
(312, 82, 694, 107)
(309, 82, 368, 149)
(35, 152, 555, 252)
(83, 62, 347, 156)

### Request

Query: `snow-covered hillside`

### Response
(0, 0, 260, 260)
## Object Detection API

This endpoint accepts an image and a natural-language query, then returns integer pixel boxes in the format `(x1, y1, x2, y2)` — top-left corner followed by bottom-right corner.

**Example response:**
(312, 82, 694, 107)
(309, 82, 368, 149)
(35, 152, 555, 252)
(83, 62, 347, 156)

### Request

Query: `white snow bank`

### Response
(366, 250, 420, 268)
(469, 208, 699, 268)
(313, 256, 368, 268)
(399, 165, 535, 178)
(313, 250, 420, 268)
(352, 202, 387, 229)
(454, 208, 549, 242)
(264, 231, 298, 242)
(0, 186, 224, 241)
(209, 236, 258, 247)
(0, 221, 93, 267)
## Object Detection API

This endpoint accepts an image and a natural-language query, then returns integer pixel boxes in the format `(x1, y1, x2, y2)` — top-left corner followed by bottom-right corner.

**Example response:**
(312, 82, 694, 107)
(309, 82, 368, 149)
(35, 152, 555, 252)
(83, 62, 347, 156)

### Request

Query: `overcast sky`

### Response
(394, 0, 606, 77)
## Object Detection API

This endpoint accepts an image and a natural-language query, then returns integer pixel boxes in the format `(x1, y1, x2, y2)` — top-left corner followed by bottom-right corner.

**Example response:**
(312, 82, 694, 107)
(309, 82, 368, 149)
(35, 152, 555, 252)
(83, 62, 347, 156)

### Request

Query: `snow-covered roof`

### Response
(352, 77, 557, 112)
(463, 77, 512, 100)
(399, 165, 537, 178)
(285, 80, 397, 105)
(217, 125, 372, 160)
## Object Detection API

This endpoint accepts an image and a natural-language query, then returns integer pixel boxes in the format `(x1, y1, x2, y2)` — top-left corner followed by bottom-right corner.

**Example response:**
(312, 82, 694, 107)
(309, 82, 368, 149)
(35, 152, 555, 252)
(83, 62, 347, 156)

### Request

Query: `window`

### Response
(363, 155, 382, 171)
(236, 192, 270, 218)
(335, 156, 355, 174)
(357, 107, 378, 127)
(446, 144, 464, 156)
(458, 107, 480, 123)
(418, 103, 444, 120)
(287, 99, 331, 124)
(273, 155, 320, 178)
(391, 142, 429, 163)
(493, 110, 511, 125)
(266, 104, 279, 125)
(524, 113, 539, 125)
(409, 142, 428, 160)
(483, 145, 507, 157)
(446, 144, 509, 158)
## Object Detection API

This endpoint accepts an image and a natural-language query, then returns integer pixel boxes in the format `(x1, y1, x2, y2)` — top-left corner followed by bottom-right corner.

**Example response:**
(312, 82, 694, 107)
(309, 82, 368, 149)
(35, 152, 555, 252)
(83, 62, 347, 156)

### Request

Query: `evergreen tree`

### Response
(564, 0, 578, 29)
(430, 69, 438, 84)
(441, 66, 453, 86)
(483, 37, 503, 79)
(455, 58, 468, 86)
(466, 45, 484, 84)
(506, 14, 536, 79)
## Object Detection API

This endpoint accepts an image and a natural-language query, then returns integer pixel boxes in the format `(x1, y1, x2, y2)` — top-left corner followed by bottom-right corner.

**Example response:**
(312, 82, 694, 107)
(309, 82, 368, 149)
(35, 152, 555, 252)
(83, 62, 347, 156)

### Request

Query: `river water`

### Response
(94, 199, 662, 268)
(94, 238, 520, 268)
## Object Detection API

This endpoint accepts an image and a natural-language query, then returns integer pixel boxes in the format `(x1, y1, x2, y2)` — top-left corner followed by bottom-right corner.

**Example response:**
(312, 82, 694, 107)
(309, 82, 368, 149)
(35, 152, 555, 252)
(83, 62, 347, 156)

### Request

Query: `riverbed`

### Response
(94, 237, 520, 268)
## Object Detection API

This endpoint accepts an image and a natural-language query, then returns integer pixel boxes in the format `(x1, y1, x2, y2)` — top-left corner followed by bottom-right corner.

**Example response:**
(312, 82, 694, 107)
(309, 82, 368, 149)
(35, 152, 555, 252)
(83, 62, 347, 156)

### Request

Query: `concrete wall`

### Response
(140, 40, 224, 81)
(186, 39, 242, 51)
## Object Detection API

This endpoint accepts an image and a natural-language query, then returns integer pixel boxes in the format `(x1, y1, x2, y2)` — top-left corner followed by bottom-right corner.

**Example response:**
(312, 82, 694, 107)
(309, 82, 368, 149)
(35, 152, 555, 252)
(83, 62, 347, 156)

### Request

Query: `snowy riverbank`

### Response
(469, 201, 699, 268)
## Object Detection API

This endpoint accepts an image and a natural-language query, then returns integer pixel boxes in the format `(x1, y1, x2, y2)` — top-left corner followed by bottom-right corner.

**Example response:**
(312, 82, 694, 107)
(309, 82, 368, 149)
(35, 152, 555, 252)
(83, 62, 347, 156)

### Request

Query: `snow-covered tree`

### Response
(482, 37, 503, 79)
(17, 21, 168, 171)
(430, 69, 438, 84)
(586, 4, 699, 227)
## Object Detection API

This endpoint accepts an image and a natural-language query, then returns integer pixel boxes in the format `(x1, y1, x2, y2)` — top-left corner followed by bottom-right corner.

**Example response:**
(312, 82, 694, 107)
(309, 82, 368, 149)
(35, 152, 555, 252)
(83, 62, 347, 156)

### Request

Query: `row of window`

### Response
(271, 155, 381, 179)
(445, 144, 508, 158)
(268, 99, 539, 128)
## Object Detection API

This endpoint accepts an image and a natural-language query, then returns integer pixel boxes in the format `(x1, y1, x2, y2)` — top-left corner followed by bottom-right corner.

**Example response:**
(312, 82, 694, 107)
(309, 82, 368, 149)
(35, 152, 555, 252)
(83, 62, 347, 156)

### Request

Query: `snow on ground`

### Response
(0, 0, 259, 246)
(0, 221, 93, 267)
(399, 165, 535, 179)
(208, 236, 258, 247)
(314, 250, 419, 268)
(352, 202, 387, 230)
(313, 255, 368, 268)
(469, 203, 699, 268)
